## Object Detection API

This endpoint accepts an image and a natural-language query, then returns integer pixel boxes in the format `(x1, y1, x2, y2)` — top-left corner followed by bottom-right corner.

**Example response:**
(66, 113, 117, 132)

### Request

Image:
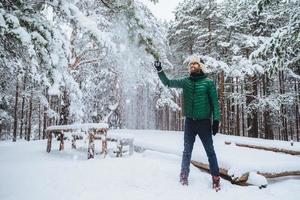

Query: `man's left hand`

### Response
(212, 120, 219, 135)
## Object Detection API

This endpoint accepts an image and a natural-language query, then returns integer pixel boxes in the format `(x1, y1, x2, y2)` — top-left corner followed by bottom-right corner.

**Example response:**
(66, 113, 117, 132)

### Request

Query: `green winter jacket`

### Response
(158, 70, 220, 121)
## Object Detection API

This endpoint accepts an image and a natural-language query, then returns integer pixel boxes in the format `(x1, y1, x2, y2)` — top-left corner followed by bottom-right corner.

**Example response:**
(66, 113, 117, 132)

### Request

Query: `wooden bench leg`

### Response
(120, 144, 123, 157)
(116, 142, 123, 157)
(88, 133, 95, 159)
(72, 135, 76, 149)
(46, 132, 52, 153)
(129, 139, 134, 156)
(99, 129, 107, 157)
(59, 132, 64, 151)
(101, 138, 107, 156)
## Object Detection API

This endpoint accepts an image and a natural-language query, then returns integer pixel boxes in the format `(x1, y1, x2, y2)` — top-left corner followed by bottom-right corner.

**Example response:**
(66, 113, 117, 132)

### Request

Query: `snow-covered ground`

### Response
(124, 130, 300, 177)
(1, 129, 300, 200)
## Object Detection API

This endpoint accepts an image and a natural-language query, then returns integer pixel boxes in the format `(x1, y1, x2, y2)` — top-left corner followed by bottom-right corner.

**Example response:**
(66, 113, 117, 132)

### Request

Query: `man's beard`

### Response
(190, 67, 201, 74)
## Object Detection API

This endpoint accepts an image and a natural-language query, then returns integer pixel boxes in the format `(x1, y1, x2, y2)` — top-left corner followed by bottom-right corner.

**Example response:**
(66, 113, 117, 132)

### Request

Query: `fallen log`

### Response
(257, 171, 300, 178)
(191, 160, 250, 186)
(191, 160, 300, 187)
(224, 141, 300, 156)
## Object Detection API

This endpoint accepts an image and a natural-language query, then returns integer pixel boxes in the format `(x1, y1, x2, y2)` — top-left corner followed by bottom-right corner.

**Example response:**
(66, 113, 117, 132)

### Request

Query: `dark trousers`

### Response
(181, 117, 219, 176)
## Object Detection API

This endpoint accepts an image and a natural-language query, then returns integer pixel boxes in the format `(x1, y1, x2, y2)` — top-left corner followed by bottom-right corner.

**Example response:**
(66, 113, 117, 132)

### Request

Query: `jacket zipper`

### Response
(192, 80, 195, 118)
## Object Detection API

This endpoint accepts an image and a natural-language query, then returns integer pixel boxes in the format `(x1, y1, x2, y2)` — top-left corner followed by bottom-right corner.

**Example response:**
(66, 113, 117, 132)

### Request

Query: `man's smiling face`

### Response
(189, 62, 201, 74)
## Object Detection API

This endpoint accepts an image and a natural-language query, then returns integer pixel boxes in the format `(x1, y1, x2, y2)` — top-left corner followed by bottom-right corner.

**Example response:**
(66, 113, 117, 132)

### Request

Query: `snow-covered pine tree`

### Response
(0, 0, 83, 140)
(1, 0, 173, 134)
(167, 0, 300, 140)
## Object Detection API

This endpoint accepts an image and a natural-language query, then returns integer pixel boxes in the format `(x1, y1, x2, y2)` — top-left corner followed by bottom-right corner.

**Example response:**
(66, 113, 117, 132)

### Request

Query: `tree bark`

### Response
(264, 75, 274, 139)
(46, 131, 52, 153)
(207, 0, 212, 54)
(279, 71, 288, 141)
(295, 80, 299, 142)
(241, 82, 245, 137)
(24, 111, 28, 140)
(231, 78, 235, 135)
(19, 74, 27, 139)
(219, 72, 225, 134)
(236, 78, 240, 136)
(38, 101, 41, 139)
(191, 160, 249, 185)
(59, 132, 64, 151)
(59, 87, 70, 125)
(26, 90, 33, 141)
(246, 76, 258, 138)
(13, 81, 19, 142)
(226, 80, 231, 135)
(0, 120, 2, 140)
(87, 132, 95, 159)
(42, 88, 49, 139)
(224, 141, 300, 155)
(192, 160, 300, 185)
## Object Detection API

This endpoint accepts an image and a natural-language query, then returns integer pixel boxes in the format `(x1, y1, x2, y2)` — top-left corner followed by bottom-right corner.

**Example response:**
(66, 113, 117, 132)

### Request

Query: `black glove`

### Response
(212, 120, 219, 136)
(154, 60, 162, 71)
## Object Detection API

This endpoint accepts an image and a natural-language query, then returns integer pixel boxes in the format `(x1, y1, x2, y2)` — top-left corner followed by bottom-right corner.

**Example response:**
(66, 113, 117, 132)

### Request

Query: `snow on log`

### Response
(191, 160, 249, 185)
(257, 171, 300, 178)
(191, 160, 300, 187)
(46, 123, 109, 132)
(247, 172, 268, 187)
(224, 141, 300, 156)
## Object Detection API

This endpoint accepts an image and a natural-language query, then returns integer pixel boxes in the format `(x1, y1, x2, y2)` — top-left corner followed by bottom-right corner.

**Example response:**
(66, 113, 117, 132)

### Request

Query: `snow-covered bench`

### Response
(46, 123, 109, 159)
(46, 123, 134, 159)
(106, 133, 134, 157)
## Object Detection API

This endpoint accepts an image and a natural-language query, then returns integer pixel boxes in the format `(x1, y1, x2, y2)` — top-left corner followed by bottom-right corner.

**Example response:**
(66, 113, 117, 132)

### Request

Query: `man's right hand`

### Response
(154, 60, 162, 71)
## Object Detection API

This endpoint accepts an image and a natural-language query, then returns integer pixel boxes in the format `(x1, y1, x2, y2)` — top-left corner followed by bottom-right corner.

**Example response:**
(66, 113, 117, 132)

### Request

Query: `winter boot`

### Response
(212, 176, 221, 191)
(179, 172, 189, 186)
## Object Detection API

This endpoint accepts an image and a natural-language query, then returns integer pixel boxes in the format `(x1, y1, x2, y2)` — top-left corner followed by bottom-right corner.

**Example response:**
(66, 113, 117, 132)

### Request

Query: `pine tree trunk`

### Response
(49, 97, 52, 127)
(241, 81, 245, 137)
(207, 0, 212, 54)
(219, 72, 225, 134)
(236, 78, 240, 136)
(170, 108, 173, 131)
(42, 88, 48, 139)
(180, 93, 184, 131)
(165, 106, 169, 130)
(157, 109, 162, 130)
(27, 90, 33, 141)
(13, 81, 19, 142)
(56, 96, 60, 125)
(245, 49, 256, 138)
(227, 91, 231, 135)
(19, 75, 27, 139)
(246, 75, 258, 138)
(46, 131, 52, 153)
(38, 101, 41, 139)
(252, 77, 259, 138)
(178, 94, 183, 131)
(0, 120, 2, 140)
(231, 78, 235, 135)
(155, 109, 158, 129)
(60, 87, 70, 125)
(279, 71, 288, 140)
(177, 96, 181, 131)
(263, 75, 274, 139)
(24, 111, 28, 140)
(296, 80, 299, 142)
(158, 109, 162, 130)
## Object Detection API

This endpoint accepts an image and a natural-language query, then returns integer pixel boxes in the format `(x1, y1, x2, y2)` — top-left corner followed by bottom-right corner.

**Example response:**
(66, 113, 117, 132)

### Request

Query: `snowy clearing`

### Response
(123, 130, 300, 177)
(1, 130, 300, 200)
